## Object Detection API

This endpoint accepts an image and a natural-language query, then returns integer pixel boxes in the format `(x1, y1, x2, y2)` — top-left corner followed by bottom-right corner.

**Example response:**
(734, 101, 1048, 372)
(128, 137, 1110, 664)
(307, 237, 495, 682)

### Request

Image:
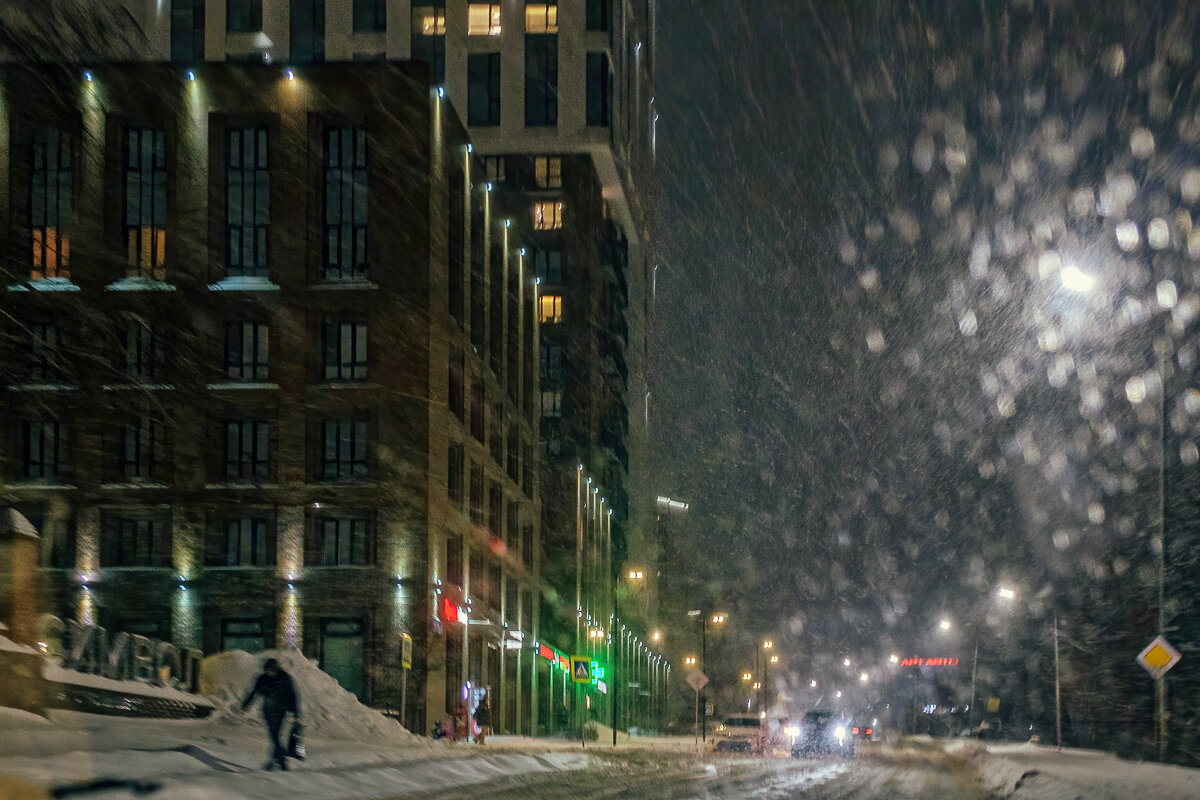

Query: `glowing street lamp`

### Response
(769, 655, 779, 664)
(742, 672, 753, 681)
(684, 655, 697, 665)
(939, 619, 952, 632)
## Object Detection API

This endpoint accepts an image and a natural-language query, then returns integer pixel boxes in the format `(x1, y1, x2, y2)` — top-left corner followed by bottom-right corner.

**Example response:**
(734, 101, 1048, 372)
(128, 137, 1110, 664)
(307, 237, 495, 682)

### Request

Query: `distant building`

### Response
(0, 60, 539, 737)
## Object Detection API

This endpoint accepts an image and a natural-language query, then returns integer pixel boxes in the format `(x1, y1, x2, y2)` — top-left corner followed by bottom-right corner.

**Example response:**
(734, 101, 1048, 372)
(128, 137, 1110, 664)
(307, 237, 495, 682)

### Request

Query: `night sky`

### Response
(650, 0, 1200, 733)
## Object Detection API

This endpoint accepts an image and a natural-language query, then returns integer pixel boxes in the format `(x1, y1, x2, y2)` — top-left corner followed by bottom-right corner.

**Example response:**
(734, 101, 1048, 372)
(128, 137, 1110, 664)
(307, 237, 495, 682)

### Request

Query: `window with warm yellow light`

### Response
(539, 293, 562, 323)
(468, 3, 502, 35)
(415, 6, 445, 34)
(534, 156, 561, 189)
(525, 3, 558, 33)
(30, 127, 72, 281)
(533, 200, 562, 230)
(125, 128, 168, 280)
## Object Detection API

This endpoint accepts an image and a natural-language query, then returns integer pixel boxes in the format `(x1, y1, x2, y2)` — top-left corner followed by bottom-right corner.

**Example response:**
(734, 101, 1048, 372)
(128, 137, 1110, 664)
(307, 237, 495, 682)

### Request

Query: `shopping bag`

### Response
(287, 722, 306, 761)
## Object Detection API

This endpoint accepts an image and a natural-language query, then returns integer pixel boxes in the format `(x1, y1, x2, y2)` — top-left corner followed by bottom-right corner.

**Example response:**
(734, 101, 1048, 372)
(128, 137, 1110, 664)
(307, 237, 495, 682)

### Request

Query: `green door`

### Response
(321, 618, 364, 699)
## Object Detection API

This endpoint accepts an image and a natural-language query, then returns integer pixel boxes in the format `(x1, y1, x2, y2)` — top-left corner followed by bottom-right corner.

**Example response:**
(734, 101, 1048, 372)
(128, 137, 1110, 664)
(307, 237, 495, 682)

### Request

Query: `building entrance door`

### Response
(321, 618, 364, 699)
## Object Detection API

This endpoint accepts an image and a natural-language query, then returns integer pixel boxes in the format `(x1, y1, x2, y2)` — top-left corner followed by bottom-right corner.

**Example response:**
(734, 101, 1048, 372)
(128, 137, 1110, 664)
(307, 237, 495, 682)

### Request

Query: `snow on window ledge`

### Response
(5, 481, 77, 490)
(208, 276, 281, 291)
(6, 277, 81, 292)
(99, 482, 171, 490)
(309, 280, 378, 290)
(7, 384, 77, 392)
(206, 382, 280, 390)
(105, 277, 177, 292)
(102, 383, 175, 391)
(204, 482, 282, 490)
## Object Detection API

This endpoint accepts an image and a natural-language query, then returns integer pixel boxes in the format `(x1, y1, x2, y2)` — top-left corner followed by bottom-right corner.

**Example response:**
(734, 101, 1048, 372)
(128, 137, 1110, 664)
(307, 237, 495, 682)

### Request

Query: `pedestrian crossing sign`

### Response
(570, 656, 592, 683)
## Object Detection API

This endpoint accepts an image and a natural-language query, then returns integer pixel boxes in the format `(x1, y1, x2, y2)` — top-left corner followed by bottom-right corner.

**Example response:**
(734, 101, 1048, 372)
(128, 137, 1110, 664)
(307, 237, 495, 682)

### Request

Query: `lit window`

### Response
(533, 200, 563, 230)
(468, 3, 502, 35)
(539, 293, 562, 323)
(415, 5, 446, 33)
(534, 156, 561, 188)
(29, 128, 72, 281)
(525, 3, 558, 33)
(125, 128, 167, 280)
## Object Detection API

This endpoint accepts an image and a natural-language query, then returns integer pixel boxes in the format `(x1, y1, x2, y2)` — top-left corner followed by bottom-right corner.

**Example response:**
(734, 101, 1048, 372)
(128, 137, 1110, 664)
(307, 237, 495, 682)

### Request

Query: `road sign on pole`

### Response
(570, 656, 593, 683)
(685, 669, 708, 692)
(1137, 636, 1181, 679)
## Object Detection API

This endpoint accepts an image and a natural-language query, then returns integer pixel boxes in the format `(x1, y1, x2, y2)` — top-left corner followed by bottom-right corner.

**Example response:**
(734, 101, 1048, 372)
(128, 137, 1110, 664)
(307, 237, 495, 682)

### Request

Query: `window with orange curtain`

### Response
(30, 128, 72, 280)
(125, 128, 168, 279)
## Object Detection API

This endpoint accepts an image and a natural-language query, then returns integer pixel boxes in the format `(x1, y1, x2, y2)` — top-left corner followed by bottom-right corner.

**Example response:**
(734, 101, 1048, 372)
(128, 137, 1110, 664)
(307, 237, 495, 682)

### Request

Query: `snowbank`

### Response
(200, 649, 424, 747)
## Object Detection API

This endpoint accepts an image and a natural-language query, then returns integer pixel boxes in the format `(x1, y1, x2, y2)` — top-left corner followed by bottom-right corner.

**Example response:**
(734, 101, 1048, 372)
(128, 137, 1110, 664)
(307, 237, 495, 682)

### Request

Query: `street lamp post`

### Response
(687, 609, 726, 742)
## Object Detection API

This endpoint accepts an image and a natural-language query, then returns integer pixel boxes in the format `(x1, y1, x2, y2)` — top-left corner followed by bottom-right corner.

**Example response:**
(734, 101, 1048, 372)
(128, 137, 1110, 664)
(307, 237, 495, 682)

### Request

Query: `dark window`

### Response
(171, 0, 206, 62)
(484, 157, 505, 184)
(324, 126, 368, 281)
(525, 34, 558, 126)
(488, 482, 502, 536)
(29, 128, 72, 280)
(490, 402, 504, 464)
(448, 442, 465, 506)
(506, 502, 518, 545)
(221, 517, 274, 566)
(449, 349, 465, 421)
(541, 389, 562, 418)
(227, 0, 262, 32)
(533, 246, 563, 284)
(21, 421, 61, 479)
(470, 188, 486, 350)
(124, 128, 167, 280)
(29, 323, 59, 383)
(586, 0, 609, 31)
(226, 127, 269, 277)
(100, 513, 170, 567)
(321, 414, 369, 480)
(507, 424, 519, 480)
(322, 319, 368, 381)
(469, 462, 484, 524)
(489, 229, 504, 377)
(221, 618, 266, 652)
(446, 533, 464, 585)
(586, 52, 611, 127)
(311, 513, 371, 565)
(291, 0, 325, 62)
(467, 53, 501, 126)
(506, 576, 518, 625)
(522, 441, 533, 497)
(486, 562, 501, 605)
(449, 169, 465, 327)
(225, 321, 269, 381)
(470, 381, 485, 441)
(119, 416, 163, 481)
(539, 342, 562, 386)
(353, 0, 386, 31)
(225, 419, 270, 479)
(521, 523, 533, 566)
(123, 318, 163, 382)
(410, 3, 446, 83)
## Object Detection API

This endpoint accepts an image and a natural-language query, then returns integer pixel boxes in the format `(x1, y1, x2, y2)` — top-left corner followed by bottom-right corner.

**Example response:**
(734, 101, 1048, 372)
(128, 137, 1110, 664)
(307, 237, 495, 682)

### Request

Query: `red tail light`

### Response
(865, 728, 873, 735)
(852, 727, 860, 735)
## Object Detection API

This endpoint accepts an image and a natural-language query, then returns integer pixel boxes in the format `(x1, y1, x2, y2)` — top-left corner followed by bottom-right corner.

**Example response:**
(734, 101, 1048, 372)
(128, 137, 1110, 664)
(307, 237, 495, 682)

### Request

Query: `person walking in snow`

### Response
(473, 694, 492, 745)
(241, 657, 301, 771)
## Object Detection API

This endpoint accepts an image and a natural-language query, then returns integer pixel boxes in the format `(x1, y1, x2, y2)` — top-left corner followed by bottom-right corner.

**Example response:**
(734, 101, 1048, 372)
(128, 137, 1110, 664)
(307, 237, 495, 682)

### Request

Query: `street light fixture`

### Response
(769, 655, 779, 664)
(742, 672, 753, 681)
(939, 619, 952, 632)
(684, 655, 696, 665)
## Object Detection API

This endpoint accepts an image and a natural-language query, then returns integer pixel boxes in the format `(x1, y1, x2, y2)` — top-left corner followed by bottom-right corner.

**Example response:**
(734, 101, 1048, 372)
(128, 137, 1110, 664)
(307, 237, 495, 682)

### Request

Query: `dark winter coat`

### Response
(242, 669, 300, 719)
(473, 701, 491, 727)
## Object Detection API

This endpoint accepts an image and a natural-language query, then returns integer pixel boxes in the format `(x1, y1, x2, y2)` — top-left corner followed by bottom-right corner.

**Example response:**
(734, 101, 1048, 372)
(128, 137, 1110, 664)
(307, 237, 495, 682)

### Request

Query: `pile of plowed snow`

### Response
(200, 649, 423, 747)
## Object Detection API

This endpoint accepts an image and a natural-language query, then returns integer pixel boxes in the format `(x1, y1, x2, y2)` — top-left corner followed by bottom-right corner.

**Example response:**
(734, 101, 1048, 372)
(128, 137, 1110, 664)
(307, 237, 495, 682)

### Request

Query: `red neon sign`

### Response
(899, 657, 959, 667)
(538, 643, 556, 662)
(441, 597, 463, 625)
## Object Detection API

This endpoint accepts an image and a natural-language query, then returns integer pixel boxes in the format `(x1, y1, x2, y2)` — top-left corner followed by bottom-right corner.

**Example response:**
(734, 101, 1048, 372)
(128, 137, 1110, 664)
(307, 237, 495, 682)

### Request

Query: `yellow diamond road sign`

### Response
(1136, 636, 1181, 679)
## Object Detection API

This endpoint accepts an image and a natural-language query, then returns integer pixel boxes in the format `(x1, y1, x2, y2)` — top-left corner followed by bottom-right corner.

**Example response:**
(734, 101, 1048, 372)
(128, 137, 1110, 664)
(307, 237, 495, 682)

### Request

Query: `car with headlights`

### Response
(712, 714, 764, 753)
(791, 710, 855, 758)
